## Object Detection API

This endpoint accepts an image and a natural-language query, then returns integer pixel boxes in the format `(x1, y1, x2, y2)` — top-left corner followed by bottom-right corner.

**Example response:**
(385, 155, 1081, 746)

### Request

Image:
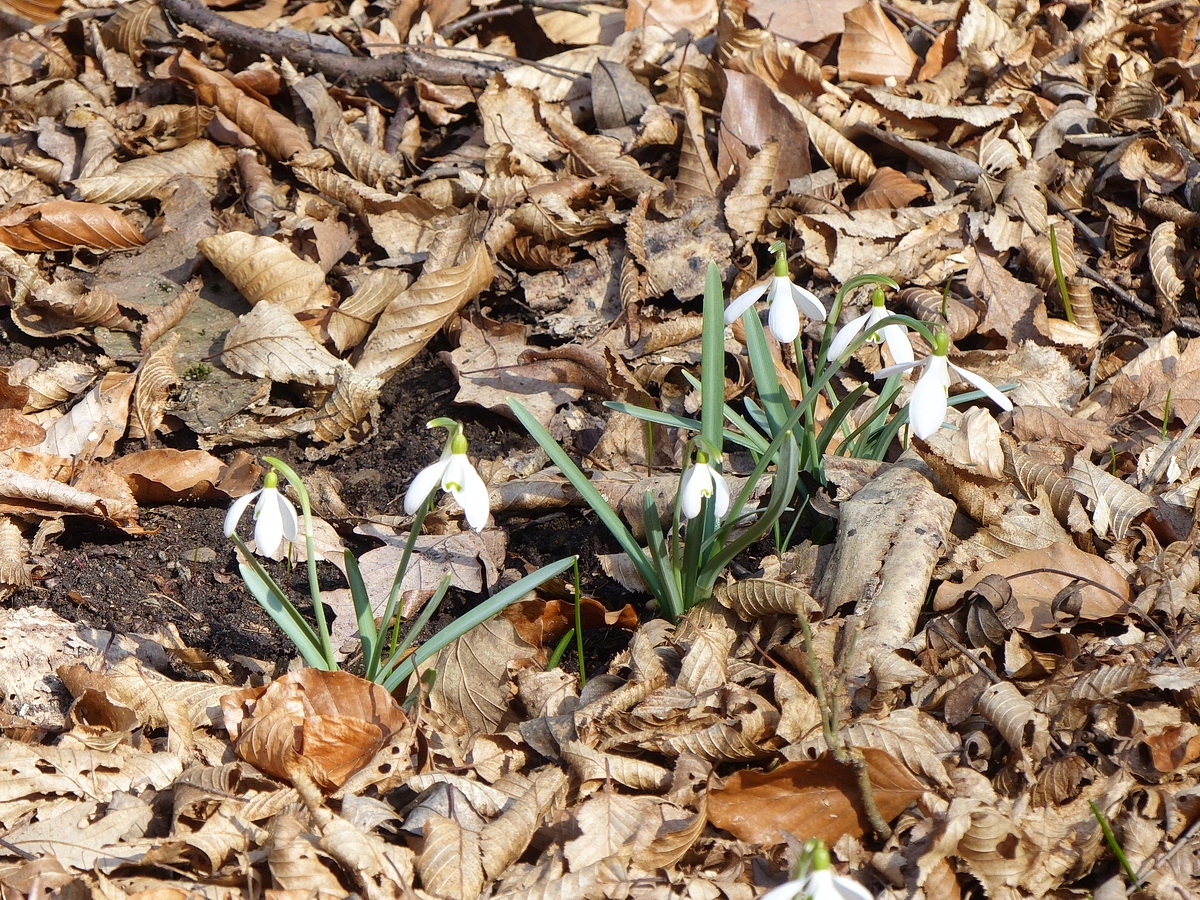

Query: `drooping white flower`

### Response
(876, 331, 1013, 440)
(828, 288, 913, 364)
(725, 250, 826, 343)
(758, 842, 875, 900)
(224, 470, 299, 556)
(404, 431, 490, 531)
(679, 453, 730, 520)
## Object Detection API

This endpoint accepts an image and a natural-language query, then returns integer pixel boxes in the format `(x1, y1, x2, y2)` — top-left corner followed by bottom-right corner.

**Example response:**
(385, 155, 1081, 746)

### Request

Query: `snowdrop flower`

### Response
(725, 245, 826, 343)
(876, 331, 1013, 440)
(404, 429, 490, 532)
(828, 287, 914, 365)
(679, 451, 730, 520)
(224, 469, 299, 556)
(759, 843, 874, 900)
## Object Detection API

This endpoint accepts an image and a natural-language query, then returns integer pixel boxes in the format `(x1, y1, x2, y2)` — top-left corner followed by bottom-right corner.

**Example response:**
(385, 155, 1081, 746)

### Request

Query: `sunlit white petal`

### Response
(724, 281, 768, 323)
(909, 354, 951, 439)
(790, 283, 827, 322)
(948, 362, 1014, 411)
(880, 322, 915, 365)
(768, 279, 801, 343)
(253, 487, 294, 556)
(679, 464, 710, 520)
(224, 490, 259, 537)
(710, 469, 730, 517)
(759, 869, 875, 900)
(405, 457, 450, 514)
(828, 312, 871, 359)
(445, 454, 490, 531)
(875, 357, 926, 379)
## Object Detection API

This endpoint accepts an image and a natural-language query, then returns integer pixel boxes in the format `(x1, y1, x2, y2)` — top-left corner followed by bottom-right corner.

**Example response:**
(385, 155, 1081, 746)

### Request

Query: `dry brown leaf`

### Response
(73, 140, 228, 203)
(838, 1, 918, 85)
(221, 669, 408, 790)
(745, 0, 868, 44)
(417, 815, 485, 900)
(128, 332, 179, 441)
(167, 50, 314, 162)
(0, 200, 146, 252)
(221, 301, 341, 387)
(707, 748, 924, 844)
(851, 166, 926, 210)
(444, 317, 584, 427)
(109, 448, 259, 502)
(198, 232, 334, 316)
(933, 541, 1130, 628)
(355, 241, 494, 380)
(32, 371, 135, 460)
(327, 269, 410, 353)
(427, 617, 538, 737)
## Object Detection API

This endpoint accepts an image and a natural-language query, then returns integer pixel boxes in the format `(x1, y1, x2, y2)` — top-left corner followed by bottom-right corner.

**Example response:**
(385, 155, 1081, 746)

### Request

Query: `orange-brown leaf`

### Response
(851, 166, 927, 210)
(707, 748, 924, 845)
(0, 201, 146, 252)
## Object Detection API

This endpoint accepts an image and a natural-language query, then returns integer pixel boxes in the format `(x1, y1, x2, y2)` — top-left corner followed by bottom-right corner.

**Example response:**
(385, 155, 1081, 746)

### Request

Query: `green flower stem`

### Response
(263, 456, 335, 667)
(380, 495, 434, 663)
(572, 557, 586, 686)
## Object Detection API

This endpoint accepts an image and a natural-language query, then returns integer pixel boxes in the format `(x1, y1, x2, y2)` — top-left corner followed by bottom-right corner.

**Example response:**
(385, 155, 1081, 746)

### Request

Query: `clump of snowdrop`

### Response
(725, 241, 826, 343)
(876, 330, 1013, 440)
(405, 421, 490, 532)
(760, 841, 875, 900)
(679, 449, 730, 520)
(224, 468, 299, 556)
(828, 286, 914, 365)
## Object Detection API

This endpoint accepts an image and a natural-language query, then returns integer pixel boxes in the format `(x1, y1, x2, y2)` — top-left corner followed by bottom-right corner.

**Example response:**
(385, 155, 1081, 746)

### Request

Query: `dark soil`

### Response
(6, 325, 628, 680)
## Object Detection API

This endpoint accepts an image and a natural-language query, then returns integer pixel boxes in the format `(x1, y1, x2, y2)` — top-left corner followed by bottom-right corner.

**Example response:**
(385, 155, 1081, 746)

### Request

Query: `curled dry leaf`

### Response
(718, 577, 822, 621)
(128, 332, 179, 440)
(1148, 221, 1185, 325)
(221, 669, 408, 791)
(355, 240, 494, 380)
(198, 232, 333, 316)
(838, 1, 918, 85)
(221, 301, 341, 387)
(707, 748, 925, 845)
(109, 448, 260, 502)
(0, 200, 146, 252)
(32, 371, 135, 460)
(73, 140, 229, 203)
(933, 541, 1130, 630)
(416, 815, 484, 900)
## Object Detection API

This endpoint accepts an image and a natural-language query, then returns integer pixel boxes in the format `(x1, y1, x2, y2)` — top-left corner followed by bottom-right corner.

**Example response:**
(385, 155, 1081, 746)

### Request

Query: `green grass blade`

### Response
(509, 399, 665, 601)
(344, 549, 379, 679)
(381, 556, 578, 691)
(701, 261, 725, 456)
(239, 562, 332, 670)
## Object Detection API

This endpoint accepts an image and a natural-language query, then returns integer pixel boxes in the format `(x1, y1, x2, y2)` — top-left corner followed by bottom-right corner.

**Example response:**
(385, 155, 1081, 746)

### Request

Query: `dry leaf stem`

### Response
(796, 613, 892, 840)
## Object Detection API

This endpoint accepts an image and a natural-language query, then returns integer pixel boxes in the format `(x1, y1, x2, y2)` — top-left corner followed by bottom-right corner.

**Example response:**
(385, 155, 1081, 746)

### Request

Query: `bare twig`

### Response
(159, 0, 509, 86)
(796, 613, 893, 840)
(1077, 261, 1157, 318)
(1047, 193, 1105, 254)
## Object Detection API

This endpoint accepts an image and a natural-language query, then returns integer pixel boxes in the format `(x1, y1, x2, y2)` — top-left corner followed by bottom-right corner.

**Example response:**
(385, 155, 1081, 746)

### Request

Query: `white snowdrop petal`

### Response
(875, 357, 925, 379)
(253, 489, 285, 555)
(908, 355, 950, 439)
(405, 459, 448, 514)
(678, 465, 707, 520)
(949, 362, 1014, 411)
(224, 490, 259, 537)
(768, 289, 801, 343)
(452, 461, 491, 531)
(710, 468, 731, 518)
(790, 282, 827, 322)
(828, 312, 870, 359)
(724, 281, 768, 323)
(881, 323, 915, 365)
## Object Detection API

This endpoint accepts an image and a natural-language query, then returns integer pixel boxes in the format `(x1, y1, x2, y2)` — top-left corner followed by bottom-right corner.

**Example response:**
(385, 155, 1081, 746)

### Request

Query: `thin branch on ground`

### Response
(160, 0, 509, 86)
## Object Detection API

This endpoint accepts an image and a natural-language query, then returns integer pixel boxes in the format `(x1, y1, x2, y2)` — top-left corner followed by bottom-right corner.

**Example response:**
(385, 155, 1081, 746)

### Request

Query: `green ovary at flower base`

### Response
(758, 840, 875, 900)
(404, 427, 490, 532)
(223, 468, 299, 556)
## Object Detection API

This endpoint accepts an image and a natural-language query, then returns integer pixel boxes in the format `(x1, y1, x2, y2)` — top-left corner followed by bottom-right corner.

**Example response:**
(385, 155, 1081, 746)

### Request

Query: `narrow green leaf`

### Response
(344, 549, 379, 679)
(509, 399, 665, 601)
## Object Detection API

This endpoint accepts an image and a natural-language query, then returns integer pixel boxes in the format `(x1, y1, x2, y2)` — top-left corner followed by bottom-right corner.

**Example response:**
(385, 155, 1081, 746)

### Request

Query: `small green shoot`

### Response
(1049, 224, 1075, 324)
